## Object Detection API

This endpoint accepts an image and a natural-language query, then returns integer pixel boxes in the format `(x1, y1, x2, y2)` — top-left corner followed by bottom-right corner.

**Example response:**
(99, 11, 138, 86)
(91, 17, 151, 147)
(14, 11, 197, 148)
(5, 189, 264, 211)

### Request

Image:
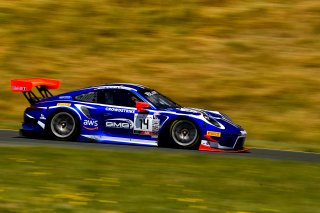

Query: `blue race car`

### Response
(11, 78, 248, 152)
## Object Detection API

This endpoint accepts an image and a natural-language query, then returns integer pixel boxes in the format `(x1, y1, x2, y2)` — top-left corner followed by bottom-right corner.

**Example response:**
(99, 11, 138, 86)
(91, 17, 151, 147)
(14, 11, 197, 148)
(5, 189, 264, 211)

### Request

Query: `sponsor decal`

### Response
(134, 130, 152, 135)
(201, 140, 211, 146)
(84, 119, 98, 126)
(39, 114, 46, 120)
(83, 119, 98, 131)
(84, 126, 98, 131)
(144, 91, 157, 96)
(152, 118, 160, 132)
(134, 130, 159, 138)
(206, 131, 221, 137)
(12, 86, 27, 91)
(151, 132, 158, 138)
(106, 118, 133, 129)
(105, 107, 135, 114)
(59, 96, 72, 100)
(57, 103, 71, 107)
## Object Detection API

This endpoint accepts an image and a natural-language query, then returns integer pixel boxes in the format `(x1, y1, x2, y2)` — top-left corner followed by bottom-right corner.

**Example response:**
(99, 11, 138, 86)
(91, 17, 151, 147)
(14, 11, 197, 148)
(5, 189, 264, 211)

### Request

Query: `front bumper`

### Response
(199, 142, 250, 152)
(199, 131, 250, 152)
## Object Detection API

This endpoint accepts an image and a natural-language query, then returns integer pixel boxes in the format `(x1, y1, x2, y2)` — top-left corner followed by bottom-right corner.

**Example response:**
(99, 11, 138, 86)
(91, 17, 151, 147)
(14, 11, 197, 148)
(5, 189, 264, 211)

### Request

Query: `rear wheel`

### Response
(48, 111, 79, 141)
(170, 120, 200, 149)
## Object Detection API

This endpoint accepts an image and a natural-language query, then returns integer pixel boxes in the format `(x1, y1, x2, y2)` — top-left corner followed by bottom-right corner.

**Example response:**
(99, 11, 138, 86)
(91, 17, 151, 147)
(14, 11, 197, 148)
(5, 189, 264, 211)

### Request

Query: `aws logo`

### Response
(84, 120, 98, 126)
(83, 119, 98, 130)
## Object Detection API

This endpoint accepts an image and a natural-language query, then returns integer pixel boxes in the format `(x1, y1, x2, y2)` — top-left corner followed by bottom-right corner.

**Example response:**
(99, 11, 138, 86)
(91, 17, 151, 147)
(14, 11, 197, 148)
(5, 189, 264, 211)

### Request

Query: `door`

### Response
(99, 88, 160, 142)
(97, 89, 137, 138)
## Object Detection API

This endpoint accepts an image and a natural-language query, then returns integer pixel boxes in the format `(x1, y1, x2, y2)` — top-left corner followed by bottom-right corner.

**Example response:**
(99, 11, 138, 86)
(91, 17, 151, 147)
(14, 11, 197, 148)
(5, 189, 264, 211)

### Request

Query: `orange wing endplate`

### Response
(11, 78, 60, 92)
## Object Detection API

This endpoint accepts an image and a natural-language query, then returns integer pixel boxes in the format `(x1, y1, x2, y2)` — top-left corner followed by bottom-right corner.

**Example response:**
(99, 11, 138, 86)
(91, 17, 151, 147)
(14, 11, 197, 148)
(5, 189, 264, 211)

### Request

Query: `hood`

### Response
(168, 107, 223, 118)
(167, 107, 243, 132)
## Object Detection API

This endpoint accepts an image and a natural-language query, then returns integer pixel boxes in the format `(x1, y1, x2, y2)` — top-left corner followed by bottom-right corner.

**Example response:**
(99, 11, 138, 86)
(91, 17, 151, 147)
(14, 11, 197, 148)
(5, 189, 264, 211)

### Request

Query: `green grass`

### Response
(247, 139, 320, 153)
(0, 0, 319, 151)
(0, 146, 319, 213)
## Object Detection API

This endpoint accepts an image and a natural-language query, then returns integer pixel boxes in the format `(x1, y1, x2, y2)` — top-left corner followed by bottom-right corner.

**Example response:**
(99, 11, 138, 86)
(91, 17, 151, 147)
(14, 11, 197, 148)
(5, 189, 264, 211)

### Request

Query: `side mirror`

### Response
(136, 102, 150, 113)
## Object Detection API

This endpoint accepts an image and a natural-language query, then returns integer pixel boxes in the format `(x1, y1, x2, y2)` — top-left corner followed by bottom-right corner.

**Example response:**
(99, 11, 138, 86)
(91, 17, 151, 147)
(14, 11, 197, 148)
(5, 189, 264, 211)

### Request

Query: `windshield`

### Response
(139, 89, 181, 109)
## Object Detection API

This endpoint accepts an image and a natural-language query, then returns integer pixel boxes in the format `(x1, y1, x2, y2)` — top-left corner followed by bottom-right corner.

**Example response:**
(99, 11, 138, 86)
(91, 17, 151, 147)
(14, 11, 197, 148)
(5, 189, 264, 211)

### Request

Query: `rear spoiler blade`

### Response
(11, 78, 60, 92)
(11, 78, 60, 104)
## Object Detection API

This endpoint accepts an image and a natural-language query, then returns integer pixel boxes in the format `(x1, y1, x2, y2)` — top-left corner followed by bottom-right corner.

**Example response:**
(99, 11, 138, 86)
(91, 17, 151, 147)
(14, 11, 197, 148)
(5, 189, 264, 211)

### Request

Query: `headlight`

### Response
(203, 113, 221, 127)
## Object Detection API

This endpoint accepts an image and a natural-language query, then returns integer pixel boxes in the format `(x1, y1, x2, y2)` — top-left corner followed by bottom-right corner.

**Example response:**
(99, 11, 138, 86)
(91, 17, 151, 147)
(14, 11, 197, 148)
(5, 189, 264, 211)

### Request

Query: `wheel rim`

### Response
(50, 112, 75, 138)
(171, 120, 198, 147)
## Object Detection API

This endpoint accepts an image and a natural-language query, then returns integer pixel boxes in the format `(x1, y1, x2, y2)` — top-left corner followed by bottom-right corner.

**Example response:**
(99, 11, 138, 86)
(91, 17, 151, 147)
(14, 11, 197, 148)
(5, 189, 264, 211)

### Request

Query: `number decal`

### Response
(134, 114, 153, 132)
(138, 118, 150, 129)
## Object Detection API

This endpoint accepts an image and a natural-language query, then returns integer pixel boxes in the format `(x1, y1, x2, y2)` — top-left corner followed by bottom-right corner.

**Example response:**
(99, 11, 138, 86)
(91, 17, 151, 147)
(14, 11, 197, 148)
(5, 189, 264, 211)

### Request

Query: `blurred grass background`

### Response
(0, 146, 319, 212)
(0, 0, 319, 151)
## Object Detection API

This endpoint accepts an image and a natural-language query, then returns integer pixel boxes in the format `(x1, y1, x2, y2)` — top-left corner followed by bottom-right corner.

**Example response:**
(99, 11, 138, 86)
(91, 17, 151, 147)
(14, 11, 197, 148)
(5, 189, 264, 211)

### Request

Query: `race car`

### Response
(10, 78, 249, 152)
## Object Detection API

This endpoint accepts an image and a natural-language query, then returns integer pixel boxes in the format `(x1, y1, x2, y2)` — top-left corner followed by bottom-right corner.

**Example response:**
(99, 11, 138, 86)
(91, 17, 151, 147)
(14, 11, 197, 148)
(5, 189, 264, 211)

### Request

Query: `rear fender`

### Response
(46, 106, 82, 130)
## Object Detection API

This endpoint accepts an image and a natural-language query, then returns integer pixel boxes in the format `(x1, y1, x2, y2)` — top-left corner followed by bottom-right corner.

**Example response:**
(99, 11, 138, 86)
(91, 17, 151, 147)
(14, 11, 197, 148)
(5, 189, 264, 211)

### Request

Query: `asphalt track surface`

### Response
(0, 130, 319, 162)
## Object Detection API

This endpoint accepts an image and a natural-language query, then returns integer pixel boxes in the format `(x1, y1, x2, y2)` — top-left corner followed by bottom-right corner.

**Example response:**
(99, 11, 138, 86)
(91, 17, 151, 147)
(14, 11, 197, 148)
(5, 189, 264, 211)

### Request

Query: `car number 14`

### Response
(134, 114, 159, 132)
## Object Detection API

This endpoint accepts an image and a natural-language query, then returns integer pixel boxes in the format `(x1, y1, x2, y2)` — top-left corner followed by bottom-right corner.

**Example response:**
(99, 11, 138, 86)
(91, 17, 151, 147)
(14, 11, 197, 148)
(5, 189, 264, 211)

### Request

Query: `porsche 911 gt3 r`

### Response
(10, 78, 249, 152)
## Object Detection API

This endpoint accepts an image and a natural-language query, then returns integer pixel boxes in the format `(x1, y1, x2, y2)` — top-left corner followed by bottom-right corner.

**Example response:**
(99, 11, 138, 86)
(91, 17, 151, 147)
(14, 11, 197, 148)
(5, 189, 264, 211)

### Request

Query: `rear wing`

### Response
(11, 78, 60, 104)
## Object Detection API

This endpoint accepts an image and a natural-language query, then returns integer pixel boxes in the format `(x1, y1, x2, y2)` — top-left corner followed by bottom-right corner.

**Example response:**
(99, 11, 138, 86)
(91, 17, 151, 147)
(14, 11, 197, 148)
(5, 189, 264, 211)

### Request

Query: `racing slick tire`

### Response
(170, 120, 200, 149)
(47, 110, 79, 141)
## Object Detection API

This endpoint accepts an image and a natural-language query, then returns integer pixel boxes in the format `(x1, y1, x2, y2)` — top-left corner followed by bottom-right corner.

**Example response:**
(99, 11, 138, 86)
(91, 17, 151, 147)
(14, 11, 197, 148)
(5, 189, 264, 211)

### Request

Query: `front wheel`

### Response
(48, 111, 79, 141)
(170, 120, 200, 149)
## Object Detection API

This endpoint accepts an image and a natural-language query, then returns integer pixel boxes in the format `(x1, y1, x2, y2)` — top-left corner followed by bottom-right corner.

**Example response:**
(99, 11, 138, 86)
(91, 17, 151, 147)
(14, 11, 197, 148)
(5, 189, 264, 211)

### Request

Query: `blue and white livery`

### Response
(11, 78, 248, 152)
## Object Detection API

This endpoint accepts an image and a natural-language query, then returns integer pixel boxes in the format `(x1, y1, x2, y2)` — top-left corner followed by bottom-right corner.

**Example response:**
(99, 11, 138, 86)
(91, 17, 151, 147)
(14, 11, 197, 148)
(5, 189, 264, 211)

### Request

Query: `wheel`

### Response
(48, 111, 78, 141)
(170, 120, 200, 149)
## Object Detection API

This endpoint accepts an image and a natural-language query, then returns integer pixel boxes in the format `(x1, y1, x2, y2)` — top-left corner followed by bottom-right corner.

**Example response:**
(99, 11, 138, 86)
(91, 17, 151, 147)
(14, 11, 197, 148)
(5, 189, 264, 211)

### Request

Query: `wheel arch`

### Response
(46, 107, 82, 125)
(45, 107, 82, 140)
(158, 115, 201, 147)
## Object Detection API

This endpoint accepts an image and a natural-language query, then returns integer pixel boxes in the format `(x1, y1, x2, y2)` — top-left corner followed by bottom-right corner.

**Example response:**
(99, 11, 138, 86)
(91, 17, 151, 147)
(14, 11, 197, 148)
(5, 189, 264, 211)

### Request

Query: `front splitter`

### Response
(198, 143, 251, 153)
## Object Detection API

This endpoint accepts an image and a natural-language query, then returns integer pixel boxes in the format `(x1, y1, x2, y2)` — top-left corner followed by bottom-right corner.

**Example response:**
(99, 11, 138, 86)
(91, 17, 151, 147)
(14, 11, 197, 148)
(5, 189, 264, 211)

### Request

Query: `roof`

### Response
(91, 83, 150, 91)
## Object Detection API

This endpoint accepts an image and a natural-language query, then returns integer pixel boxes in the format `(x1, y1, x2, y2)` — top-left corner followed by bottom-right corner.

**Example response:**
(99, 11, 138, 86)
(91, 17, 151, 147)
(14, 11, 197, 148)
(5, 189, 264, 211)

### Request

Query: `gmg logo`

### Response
(105, 118, 133, 129)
